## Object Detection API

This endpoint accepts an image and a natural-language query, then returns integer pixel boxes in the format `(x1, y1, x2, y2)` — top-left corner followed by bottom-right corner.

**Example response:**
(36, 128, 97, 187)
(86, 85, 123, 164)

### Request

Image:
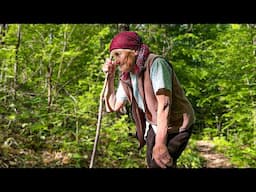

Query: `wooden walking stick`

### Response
(89, 71, 109, 168)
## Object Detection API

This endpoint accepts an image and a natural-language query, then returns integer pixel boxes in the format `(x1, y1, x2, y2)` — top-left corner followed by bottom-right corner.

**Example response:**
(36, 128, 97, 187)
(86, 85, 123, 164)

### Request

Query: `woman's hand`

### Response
(102, 58, 116, 78)
(152, 144, 173, 168)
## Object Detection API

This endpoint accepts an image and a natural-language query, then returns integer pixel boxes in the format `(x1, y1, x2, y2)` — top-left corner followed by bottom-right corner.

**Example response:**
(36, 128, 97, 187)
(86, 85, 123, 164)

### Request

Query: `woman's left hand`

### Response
(152, 144, 173, 168)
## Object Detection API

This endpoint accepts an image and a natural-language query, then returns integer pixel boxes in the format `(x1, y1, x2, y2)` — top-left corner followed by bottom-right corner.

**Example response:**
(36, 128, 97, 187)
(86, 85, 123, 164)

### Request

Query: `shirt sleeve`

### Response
(116, 82, 128, 102)
(150, 57, 172, 95)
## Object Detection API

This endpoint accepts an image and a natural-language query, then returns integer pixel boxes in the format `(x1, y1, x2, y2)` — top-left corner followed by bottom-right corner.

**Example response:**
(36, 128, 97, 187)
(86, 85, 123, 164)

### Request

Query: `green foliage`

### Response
(94, 114, 147, 168)
(178, 139, 206, 168)
(212, 137, 256, 167)
(1, 24, 255, 168)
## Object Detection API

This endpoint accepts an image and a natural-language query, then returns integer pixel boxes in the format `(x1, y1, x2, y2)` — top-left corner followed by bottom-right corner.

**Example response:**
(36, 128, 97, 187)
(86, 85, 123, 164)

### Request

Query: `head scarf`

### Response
(109, 31, 150, 80)
(110, 31, 142, 52)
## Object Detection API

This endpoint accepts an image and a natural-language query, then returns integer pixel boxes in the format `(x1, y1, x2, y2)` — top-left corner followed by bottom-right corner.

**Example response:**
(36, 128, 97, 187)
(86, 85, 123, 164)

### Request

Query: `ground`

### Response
(0, 134, 234, 168)
(196, 140, 233, 168)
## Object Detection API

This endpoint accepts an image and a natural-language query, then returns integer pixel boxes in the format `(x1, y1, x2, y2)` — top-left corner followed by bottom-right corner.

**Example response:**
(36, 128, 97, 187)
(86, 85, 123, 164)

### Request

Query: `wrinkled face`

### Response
(110, 49, 138, 73)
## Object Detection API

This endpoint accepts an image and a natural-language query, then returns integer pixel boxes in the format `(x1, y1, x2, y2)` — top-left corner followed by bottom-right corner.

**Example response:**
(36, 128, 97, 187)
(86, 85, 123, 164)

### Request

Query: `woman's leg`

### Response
(146, 125, 193, 168)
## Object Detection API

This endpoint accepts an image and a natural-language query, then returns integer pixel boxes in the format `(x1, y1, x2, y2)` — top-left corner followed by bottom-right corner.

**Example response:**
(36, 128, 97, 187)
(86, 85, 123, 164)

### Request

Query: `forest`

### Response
(0, 24, 255, 168)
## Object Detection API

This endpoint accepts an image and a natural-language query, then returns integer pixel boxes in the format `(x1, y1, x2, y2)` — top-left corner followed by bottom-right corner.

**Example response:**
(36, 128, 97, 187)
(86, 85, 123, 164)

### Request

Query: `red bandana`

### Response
(110, 31, 142, 52)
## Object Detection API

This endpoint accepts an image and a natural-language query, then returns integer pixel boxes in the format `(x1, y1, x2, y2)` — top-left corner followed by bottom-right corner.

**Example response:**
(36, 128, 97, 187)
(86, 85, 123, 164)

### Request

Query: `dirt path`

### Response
(196, 140, 233, 168)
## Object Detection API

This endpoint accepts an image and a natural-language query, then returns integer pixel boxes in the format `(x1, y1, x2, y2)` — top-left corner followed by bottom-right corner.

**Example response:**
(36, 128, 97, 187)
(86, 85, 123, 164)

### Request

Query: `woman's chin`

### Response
(120, 67, 129, 73)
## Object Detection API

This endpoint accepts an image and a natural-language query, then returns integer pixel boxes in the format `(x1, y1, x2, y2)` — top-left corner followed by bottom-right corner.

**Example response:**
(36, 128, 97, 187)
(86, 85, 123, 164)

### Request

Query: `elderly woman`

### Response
(102, 31, 195, 168)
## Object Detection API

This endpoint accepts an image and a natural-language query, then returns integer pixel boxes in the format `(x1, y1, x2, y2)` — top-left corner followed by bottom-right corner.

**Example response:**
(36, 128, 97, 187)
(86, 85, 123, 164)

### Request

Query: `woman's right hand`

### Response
(102, 58, 116, 78)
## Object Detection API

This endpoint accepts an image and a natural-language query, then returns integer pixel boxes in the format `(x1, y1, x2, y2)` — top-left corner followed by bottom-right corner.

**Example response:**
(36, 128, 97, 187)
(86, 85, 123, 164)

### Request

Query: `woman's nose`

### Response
(113, 60, 119, 65)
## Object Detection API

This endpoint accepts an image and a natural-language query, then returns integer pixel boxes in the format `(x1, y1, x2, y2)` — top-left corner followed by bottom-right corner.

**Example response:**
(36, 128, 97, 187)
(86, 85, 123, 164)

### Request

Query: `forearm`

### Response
(153, 94, 172, 168)
(155, 95, 170, 145)
(104, 76, 116, 112)
(104, 76, 125, 112)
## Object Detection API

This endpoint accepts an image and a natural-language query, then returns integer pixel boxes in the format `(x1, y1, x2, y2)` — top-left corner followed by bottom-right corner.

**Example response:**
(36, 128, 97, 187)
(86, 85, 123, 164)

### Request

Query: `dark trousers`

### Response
(146, 125, 193, 168)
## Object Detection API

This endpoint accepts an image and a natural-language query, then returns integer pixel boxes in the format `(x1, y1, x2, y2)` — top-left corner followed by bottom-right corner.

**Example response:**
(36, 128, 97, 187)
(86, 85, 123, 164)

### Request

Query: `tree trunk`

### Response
(0, 24, 8, 45)
(14, 24, 21, 101)
(47, 32, 53, 113)
(57, 24, 67, 80)
(0, 24, 8, 103)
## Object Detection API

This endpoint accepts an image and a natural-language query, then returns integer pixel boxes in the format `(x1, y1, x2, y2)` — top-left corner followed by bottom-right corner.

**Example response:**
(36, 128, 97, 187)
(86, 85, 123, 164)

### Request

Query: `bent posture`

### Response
(102, 31, 195, 168)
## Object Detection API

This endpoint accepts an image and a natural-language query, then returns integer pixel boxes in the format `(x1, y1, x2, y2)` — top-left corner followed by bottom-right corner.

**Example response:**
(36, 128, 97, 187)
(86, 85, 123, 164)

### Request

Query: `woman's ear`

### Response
(134, 50, 139, 56)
